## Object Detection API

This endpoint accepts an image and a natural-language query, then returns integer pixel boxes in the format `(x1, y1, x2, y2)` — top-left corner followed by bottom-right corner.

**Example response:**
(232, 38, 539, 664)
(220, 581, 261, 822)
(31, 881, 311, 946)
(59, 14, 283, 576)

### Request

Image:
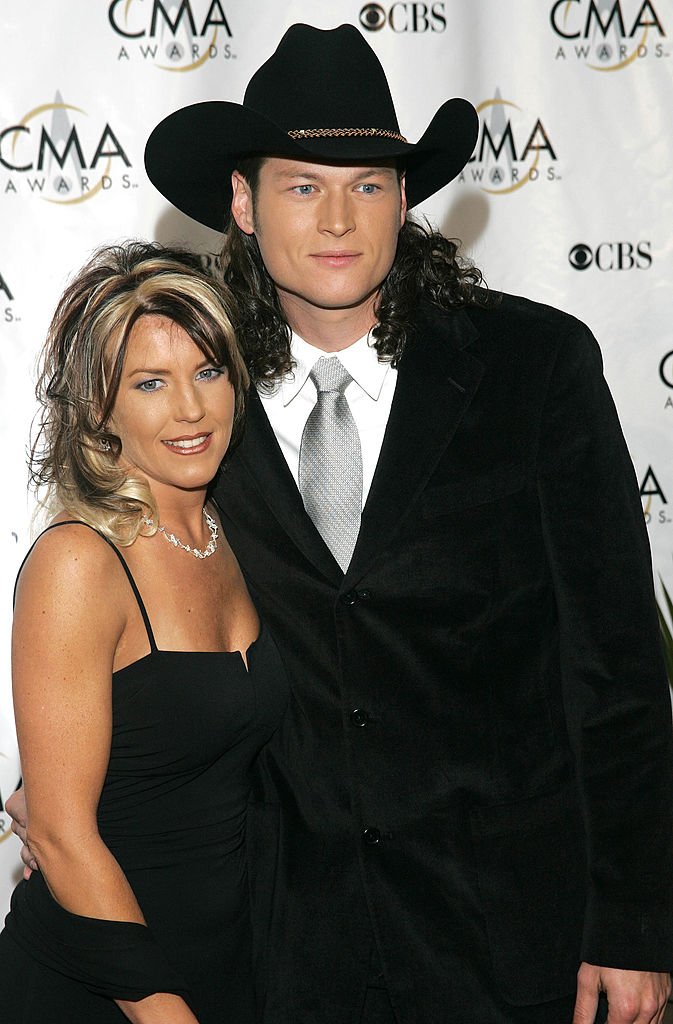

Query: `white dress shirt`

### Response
(258, 331, 398, 508)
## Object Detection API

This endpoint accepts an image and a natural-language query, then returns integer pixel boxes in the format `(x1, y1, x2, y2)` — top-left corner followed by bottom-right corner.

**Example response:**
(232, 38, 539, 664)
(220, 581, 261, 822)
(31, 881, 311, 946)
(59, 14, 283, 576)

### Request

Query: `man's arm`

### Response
(535, 320, 673, 1021)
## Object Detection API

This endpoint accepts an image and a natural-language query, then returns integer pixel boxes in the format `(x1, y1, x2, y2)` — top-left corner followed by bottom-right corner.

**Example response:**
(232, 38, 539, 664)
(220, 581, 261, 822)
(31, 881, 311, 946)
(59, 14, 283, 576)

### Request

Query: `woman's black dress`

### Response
(0, 523, 289, 1022)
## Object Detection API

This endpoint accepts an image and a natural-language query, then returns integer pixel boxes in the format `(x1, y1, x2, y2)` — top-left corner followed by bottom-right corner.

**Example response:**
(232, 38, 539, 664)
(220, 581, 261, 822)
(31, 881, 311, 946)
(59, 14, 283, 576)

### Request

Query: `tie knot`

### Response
(310, 356, 353, 395)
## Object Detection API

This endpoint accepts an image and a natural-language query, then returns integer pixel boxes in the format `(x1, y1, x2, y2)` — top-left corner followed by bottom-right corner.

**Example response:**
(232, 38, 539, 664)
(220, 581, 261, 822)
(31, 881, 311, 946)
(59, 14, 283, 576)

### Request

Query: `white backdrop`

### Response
(1, 0, 672, 916)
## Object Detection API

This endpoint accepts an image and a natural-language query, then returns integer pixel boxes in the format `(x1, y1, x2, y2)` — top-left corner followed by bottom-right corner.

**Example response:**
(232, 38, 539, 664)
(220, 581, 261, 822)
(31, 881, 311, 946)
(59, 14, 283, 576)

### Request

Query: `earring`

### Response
(99, 438, 111, 452)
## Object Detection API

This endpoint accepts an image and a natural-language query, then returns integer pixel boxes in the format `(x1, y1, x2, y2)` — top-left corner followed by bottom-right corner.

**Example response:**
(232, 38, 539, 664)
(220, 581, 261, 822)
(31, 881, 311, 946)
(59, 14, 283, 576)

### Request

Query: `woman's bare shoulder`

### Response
(14, 517, 128, 633)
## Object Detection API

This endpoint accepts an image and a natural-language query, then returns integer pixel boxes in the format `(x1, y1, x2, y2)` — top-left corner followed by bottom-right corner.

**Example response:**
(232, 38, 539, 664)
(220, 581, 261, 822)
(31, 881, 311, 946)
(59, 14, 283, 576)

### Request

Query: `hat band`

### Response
(287, 127, 408, 142)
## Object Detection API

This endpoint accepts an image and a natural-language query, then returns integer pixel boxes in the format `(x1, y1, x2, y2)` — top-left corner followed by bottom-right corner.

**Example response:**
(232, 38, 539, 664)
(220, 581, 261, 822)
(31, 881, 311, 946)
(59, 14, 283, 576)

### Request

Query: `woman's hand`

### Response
(5, 786, 37, 878)
(117, 992, 201, 1024)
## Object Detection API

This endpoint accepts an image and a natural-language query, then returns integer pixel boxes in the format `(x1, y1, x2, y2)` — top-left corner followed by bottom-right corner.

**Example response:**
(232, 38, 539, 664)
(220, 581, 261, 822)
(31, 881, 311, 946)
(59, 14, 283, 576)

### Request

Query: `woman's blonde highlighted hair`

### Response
(31, 241, 248, 545)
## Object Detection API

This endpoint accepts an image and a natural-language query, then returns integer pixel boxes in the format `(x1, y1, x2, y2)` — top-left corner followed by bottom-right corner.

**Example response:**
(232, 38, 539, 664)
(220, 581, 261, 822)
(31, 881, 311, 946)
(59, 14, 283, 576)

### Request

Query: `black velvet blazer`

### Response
(215, 294, 673, 1024)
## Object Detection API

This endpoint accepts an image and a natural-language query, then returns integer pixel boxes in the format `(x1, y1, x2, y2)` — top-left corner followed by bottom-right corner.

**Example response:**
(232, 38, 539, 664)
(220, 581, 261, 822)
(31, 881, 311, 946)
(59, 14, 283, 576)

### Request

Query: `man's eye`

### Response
(293, 184, 315, 195)
(357, 183, 379, 194)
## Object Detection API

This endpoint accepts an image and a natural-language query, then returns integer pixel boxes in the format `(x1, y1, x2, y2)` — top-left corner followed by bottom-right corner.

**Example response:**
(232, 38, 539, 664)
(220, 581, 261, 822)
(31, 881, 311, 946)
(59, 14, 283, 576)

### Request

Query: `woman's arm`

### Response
(12, 524, 199, 1024)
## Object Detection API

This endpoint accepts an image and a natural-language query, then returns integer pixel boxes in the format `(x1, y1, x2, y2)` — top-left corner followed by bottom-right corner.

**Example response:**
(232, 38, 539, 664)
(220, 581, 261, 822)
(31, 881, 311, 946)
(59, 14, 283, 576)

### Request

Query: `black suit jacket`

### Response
(215, 294, 673, 1024)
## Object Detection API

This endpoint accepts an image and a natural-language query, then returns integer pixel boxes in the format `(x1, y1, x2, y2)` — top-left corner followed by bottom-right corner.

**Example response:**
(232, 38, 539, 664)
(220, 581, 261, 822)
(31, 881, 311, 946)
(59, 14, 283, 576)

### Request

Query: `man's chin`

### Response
(278, 287, 381, 317)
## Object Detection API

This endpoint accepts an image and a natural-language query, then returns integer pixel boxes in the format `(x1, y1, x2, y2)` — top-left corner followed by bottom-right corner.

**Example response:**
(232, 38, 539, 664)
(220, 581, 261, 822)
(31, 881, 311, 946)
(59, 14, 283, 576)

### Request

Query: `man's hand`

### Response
(573, 962, 671, 1024)
(5, 787, 38, 879)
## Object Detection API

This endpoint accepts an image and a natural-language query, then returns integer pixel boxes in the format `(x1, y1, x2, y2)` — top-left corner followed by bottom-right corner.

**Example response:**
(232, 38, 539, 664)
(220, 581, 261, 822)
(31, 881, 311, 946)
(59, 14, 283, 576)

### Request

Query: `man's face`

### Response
(231, 157, 406, 335)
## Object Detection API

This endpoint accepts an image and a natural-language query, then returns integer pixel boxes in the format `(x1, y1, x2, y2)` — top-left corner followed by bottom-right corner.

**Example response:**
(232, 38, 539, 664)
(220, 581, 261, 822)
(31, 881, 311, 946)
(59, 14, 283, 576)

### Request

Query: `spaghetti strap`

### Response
(14, 520, 157, 653)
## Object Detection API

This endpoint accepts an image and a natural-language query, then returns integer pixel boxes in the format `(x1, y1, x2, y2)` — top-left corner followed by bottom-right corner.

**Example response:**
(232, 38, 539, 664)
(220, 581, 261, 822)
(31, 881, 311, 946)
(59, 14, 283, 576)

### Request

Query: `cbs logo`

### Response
(568, 241, 652, 271)
(359, 2, 447, 32)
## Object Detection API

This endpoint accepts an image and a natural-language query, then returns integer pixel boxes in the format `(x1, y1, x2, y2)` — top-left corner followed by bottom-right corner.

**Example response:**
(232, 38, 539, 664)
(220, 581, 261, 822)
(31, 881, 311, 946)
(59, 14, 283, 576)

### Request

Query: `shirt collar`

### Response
(278, 330, 391, 406)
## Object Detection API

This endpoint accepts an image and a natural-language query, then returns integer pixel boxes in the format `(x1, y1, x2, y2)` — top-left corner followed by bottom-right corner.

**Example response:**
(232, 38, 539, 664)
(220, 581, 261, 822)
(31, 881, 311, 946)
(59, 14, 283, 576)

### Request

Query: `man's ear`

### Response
(399, 172, 407, 228)
(230, 170, 255, 235)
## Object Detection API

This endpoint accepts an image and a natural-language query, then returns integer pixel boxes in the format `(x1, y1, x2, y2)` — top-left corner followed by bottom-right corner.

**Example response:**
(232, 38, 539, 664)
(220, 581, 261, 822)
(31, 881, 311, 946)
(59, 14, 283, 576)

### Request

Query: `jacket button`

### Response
(362, 827, 381, 846)
(350, 708, 369, 727)
(340, 589, 373, 607)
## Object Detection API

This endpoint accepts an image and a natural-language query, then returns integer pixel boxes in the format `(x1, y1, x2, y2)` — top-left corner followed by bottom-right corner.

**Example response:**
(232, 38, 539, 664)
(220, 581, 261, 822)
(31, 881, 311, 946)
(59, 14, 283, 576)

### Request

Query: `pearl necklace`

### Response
(142, 508, 218, 559)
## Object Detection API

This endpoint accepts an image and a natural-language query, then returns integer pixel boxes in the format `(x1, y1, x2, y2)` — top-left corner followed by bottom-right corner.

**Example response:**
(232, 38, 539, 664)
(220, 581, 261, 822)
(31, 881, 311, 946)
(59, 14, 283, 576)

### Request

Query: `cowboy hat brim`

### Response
(144, 97, 478, 233)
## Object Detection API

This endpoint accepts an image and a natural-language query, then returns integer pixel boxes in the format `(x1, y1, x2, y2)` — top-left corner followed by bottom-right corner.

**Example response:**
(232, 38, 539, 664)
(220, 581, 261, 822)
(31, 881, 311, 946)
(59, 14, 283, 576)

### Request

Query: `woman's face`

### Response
(109, 314, 235, 502)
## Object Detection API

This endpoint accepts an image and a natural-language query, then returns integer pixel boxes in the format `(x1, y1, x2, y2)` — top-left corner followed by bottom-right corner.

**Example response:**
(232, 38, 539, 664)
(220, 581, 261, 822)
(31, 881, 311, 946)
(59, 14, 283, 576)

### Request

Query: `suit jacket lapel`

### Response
(233, 306, 483, 586)
(235, 390, 344, 583)
(345, 307, 483, 583)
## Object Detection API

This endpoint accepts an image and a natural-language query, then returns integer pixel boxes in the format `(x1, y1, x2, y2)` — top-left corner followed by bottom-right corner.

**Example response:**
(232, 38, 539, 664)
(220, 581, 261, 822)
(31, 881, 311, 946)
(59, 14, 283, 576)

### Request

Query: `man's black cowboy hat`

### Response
(144, 22, 478, 232)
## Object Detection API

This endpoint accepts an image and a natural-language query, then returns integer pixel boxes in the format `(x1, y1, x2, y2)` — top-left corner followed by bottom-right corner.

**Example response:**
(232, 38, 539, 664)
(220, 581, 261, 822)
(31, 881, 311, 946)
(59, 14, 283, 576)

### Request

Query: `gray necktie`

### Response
(299, 356, 363, 572)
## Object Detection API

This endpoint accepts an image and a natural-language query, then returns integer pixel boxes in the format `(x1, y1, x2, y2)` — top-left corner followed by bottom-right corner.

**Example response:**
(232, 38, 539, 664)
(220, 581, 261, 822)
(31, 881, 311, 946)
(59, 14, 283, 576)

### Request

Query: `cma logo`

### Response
(658, 351, 673, 389)
(0, 272, 13, 301)
(0, 270, 16, 323)
(550, 0, 664, 38)
(109, 0, 234, 68)
(568, 241, 652, 270)
(359, 3, 447, 32)
(108, 0, 232, 38)
(0, 95, 132, 204)
(459, 94, 559, 195)
(640, 465, 668, 523)
(551, 1, 667, 69)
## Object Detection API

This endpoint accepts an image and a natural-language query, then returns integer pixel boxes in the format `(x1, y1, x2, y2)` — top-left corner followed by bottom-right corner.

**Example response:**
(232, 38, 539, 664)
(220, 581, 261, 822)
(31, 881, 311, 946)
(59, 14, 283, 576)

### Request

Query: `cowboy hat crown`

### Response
(144, 23, 478, 231)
